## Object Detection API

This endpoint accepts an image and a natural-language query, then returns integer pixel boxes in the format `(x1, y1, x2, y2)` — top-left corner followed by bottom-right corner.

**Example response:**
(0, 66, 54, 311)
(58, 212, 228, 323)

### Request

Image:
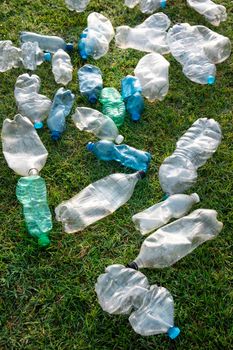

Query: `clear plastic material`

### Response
(124, 0, 167, 12)
(20, 32, 71, 53)
(99, 88, 126, 127)
(47, 87, 75, 140)
(134, 53, 170, 102)
(159, 118, 222, 195)
(0, 40, 21, 72)
(124, 0, 139, 8)
(1, 114, 48, 176)
(65, 0, 90, 12)
(52, 49, 73, 86)
(72, 107, 124, 144)
(115, 13, 170, 54)
(14, 73, 52, 128)
(132, 209, 223, 269)
(87, 140, 151, 172)
(78, 64, 103, 103)
(132, 193, 200, 235)
(187, 0, 227, 26)
(55, 171, 144, 233)
(21, 41, 47, 71)
(167, 23, 231, 84)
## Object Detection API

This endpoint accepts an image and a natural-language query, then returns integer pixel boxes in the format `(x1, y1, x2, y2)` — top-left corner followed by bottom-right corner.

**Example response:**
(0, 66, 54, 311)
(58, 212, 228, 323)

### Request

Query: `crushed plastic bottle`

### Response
(52, 49, 73, 86)
(121, 76, 144, 121)
(20, 31, 73, 53)
(132, 193, 200, 235)
(65, 0, 90, 12)
(78, 64, 103, 103)
(124, 0, 167, 12)
(47, 87, 75, 140)
(99, 88, 126, 127)
(87, 140, 151, 172)
(134, 53, 170, 102)
(159, 118, 222, 195)
(124, 0, 140, 8)
(55, 171, 145, 233)
(14, 73, 52, 129)
(95, 264, 180, 338)
(121, 76, 142, 99)
(187, 0, 227, 26)
(16, 174, 52, 247)
(2, 114, 48, 176)
(167, 23, 231, 84)
(0, 40, 21, 72)
(128, 209, 223, 269)
(21, 41, 51, 70)
(115, 13, 170, 54)
(72, 107, 124, 144)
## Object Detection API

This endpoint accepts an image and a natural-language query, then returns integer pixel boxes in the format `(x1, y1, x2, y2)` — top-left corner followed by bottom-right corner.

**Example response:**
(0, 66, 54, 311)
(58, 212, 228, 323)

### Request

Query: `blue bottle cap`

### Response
(131, 112, 140, 122)
(89, 94, 97, 104)
(80, 50, 88, 60)
(44, 52, 51, 62)
(160, 0, 166, 8)
(51, 130, 61, 141)
(207, 75, 215, 85)
(86, 142, 94, 152)
(66, 43, 74, 52)
(34, 121, 43, 129)
(162, 193, 170, 201)
(167, 326, 180, 339)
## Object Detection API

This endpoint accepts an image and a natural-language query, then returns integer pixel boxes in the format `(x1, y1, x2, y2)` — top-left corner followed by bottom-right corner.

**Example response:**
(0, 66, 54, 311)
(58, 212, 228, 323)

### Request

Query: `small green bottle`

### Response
(16, 174, 52, 247)
(99, 87, 126, 127)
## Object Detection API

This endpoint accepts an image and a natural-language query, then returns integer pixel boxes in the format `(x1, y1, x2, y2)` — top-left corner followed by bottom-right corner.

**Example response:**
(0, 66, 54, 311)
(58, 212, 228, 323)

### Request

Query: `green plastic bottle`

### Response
(16, 175, 52, 247)
(99, 87, 126, 127)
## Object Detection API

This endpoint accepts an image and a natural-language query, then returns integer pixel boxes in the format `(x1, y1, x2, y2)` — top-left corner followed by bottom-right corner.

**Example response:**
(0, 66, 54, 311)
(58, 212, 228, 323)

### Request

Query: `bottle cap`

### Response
(66, 43, 74, 52)
(162, 193, 170, 201)
(89, 94, 97, 104)
(51, 130, 61, 141)
(160, 0, 166, 8)
(115, 135, 124, 144)
(80, 50, 88, 60)
(131, 112, 140, 122)
(86, 142, 94, 152)
(34, 121, 43, 129)
(191, 193, 200, 203)
(167, 326, 180, 339)
(44, 52, 51, 62)
(126, 262, 138, 270)
(207, 75, 215, 85)
(138, 171, 146, 179)
(38, 234, 51, 248)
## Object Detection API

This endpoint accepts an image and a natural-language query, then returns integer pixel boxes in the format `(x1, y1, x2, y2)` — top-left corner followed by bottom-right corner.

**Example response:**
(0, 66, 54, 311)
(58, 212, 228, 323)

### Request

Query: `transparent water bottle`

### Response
(87, 140, 151, 172)
(115, 13, 170, 54)
(47, 87, 75, 140)
(20, 31, 73, 53)
(139, 0, 167, 12)
(21, 41, 51, 70)
(99, 88, 126, 127)
(134, 53, 170, 102)
(72, 107, 124, 144)
(78, 64, 103, 103)
(0, 40, 21, 72)
(159, 118, 222, 195)
(128, 209, 223, 269)
(55, 171, 145, 233)
(187, 0, 227, 26)
(52, 49, 73, 86)
(65, 0, 90, 12)
(132, 193, 200, 235)
(125, 93, 144, 122)
(14, 73, 52, 129)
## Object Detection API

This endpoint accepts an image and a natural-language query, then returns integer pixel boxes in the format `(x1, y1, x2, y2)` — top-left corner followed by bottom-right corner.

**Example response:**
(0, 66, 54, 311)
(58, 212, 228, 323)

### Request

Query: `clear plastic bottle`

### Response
(159, 118, 222, 195)
(55, 171, 145, 233)
(72, 107, 124, 144)
(99, 88, 126, 127)
(87, 140, 151, 172)
(124, 0, 139, 8)
(139, 0, 167, 12)
(78, 64, 103, 103)
(134, 53, 170, 102)
(128, 209, 223, 269)
(52, 49, 73, 86)
(47, 87, 75, 140)
(14, 73, 52, 129)
(125, 93, 144, 122)
(187, 0, 227, 26)
(20, 31, 73, 53)
(132, 193, 200, 235)
(115, 13, 170, 54)
(0, 40, 21, 72)
(21, 41, 51, 70)
(65, 0, 90, 12)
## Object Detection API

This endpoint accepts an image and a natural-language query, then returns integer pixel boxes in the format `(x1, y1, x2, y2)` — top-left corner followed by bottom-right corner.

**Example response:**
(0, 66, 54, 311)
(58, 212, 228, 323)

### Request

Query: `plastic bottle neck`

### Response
(131, 112, 140, 122)
(51, 130, 61, 141)
(66, 43, 74, 52)
(28, 168, 39, 176)
(38, 234, 51, 248)
(44, 52, 51, 62)
(190, 193, 200, 203)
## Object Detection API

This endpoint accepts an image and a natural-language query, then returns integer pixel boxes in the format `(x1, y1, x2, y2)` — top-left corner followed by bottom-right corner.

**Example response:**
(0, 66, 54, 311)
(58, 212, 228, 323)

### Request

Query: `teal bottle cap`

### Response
(131, 112, 140, 122)
(86, 142, 94, 152)
(38, 234, 50, 248)
(34, 121, 43, 129)
(168, 326, 180, 339)
(207, 75, 215, 85)
(160, 0, 166, 8)
(44, 52, 51, 62)
(162, 193, 170, 201)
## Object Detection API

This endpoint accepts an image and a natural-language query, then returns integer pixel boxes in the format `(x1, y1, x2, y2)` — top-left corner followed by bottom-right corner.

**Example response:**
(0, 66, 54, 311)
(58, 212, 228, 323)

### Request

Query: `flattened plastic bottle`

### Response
(187, 0, 227, 26)
(134, 53, 170, 102)
(99, 88, 126, 127)
(128, 209, 223, 269)
(87, 140, 151, 172)
(52, 49, 73, 85)
(55, 171, 145, 233)
(159, 118, 222, 195)
(21, 41, 51, 71)
(47, 87, 75, 140)
(20, 31, 73, 53)
(72, 107, 124, 144)
(65, 0, 90, 12)
(78, 64, 103, 103)
(125, 93, 144, 122)
(132, 193, 200, 235)
(115, 13, 170, 54)
(14, 73, 52, 128)
(139, 0, 167, 12)
(0, 40, 21, 72)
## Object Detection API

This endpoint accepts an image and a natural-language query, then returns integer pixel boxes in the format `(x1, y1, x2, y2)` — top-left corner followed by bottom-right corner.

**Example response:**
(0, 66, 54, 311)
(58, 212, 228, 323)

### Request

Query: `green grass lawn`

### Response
(0, 0, 233, 349)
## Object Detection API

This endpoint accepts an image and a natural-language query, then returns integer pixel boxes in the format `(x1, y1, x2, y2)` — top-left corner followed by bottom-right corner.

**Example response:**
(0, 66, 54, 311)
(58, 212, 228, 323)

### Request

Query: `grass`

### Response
(0, 0, 233, 349)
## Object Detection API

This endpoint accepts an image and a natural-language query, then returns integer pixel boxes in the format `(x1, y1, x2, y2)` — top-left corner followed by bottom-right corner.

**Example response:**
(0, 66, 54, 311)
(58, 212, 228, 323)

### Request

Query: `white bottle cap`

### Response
(191, 193, 200, 203)
(115, 134, 124, 144)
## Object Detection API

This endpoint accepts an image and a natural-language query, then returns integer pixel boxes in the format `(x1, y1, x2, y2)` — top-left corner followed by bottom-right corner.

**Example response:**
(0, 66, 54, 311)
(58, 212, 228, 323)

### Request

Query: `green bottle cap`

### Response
(38, 234, 50, 248)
